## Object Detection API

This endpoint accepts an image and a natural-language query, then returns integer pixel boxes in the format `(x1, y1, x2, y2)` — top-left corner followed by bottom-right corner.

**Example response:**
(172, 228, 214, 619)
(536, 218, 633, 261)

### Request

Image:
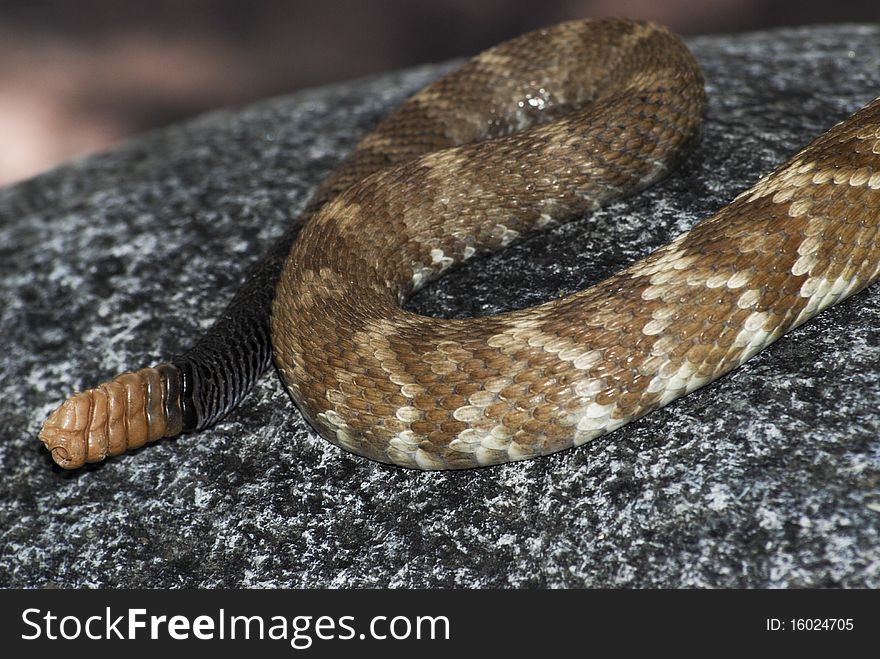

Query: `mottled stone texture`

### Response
(1, 25, 878, 588)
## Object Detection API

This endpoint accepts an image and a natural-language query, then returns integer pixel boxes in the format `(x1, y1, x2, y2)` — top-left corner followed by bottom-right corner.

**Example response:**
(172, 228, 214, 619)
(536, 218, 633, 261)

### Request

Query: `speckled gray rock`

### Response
(2, 24, 879, 588)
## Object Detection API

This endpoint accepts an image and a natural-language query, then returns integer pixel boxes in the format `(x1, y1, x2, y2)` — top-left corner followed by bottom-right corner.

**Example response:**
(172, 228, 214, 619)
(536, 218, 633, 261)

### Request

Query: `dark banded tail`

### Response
(38, 225, 300, 469)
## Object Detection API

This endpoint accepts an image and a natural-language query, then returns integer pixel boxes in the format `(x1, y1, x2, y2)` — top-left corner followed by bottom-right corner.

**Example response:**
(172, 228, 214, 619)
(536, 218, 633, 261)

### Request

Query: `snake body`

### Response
(39, 18, 880, 470)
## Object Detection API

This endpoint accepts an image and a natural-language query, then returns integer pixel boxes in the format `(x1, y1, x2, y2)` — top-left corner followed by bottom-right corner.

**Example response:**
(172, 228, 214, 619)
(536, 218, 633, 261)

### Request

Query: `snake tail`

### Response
(37, 225, 302, 469)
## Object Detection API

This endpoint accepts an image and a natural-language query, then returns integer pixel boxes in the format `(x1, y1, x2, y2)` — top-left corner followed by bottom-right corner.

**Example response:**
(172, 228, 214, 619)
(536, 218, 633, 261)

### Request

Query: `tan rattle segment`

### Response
(39, 364, 183, 468)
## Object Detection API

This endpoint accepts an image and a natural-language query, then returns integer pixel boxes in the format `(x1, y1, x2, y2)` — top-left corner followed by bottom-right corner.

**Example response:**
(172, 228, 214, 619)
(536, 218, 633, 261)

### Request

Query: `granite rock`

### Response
(1, 24, 879, 588)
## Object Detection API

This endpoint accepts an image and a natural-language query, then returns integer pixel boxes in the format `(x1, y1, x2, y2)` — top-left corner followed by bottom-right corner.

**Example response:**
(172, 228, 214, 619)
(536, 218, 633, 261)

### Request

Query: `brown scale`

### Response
(275, 53, 880, 469)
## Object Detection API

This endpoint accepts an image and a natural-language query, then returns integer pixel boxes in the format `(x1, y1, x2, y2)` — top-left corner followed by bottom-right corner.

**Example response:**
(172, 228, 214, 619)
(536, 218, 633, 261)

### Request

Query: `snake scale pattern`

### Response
(39, 18, 880, 470)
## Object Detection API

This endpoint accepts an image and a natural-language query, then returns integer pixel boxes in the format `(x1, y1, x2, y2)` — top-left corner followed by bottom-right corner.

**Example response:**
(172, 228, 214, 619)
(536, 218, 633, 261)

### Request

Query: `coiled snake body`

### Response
(40, 18, 880, 469)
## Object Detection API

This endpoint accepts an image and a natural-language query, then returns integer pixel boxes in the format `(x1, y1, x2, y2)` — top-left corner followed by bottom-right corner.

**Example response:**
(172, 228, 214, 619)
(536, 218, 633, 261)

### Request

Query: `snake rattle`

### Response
(39, 18, 880, 469)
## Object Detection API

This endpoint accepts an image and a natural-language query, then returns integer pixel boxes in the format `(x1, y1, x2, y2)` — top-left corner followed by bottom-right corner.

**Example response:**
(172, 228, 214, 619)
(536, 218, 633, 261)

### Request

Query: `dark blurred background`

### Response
(2, 0, 877, 185)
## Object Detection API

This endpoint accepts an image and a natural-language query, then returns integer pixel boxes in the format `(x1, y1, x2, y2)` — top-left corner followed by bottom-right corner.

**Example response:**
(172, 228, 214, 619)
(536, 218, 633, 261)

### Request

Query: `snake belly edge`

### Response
(39, 18, 880, 470)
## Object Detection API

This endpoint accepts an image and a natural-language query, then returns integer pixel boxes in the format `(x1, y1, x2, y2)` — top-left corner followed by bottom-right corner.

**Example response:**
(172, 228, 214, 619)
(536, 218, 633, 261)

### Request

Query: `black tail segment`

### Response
(169, 221, 303, 433)
(164, 171, 360, 435)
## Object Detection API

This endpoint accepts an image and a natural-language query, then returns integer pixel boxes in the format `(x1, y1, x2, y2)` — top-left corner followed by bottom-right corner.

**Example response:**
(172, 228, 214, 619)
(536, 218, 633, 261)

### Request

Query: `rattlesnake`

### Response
(39, 18, 880, 469)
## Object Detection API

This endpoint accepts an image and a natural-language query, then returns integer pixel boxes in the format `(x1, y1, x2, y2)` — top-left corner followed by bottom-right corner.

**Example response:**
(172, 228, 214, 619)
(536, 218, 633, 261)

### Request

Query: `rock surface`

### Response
(1, 25, 879, 588)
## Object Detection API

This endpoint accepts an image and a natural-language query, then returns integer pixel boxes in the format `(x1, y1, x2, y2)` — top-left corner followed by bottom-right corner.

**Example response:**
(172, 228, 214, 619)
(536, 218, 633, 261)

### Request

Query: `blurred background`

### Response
(2, 0, 877, 185)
